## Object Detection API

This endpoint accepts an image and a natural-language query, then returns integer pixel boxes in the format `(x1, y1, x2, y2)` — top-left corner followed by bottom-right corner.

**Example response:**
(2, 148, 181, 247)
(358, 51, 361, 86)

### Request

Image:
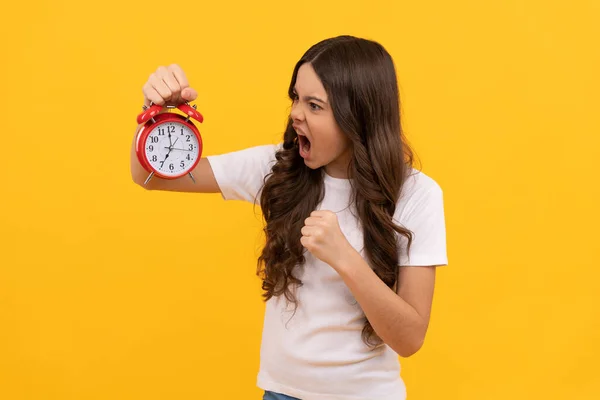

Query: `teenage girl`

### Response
(130, 35, 448, 400)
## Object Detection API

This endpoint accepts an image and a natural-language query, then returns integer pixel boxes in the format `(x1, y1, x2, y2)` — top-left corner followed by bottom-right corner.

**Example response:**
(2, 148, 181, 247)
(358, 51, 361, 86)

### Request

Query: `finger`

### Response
(157, 66, 181, 95)
(168, 64, 189, 89)
(169, 64, 197, 103)
(304, 217, 320, 226)
(181, 87, 198, 102)
(149, 73, 173, 102)
(312, 210, 338, 223)
(143, 84, 165, 106)
(301, 226, 319, 237)
(300, 235, 312, 249)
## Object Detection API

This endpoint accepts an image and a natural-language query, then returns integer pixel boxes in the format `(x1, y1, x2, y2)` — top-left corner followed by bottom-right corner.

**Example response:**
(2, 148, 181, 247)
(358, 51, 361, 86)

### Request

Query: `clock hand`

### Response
(160, 144, 173, 168)
(164, 147, 194, 152)
(157, 136, 179, 168)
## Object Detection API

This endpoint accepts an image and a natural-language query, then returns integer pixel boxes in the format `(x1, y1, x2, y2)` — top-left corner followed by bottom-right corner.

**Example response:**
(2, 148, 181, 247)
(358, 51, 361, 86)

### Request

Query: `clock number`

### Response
(151, 155, 158, 162)
(186, 135, 191, 142)
(186, 154, 191, 161)
(151, 136, 159, 143)
(180, 161, 185, 168)
(159, 126, 175, 136)
(148, 145, 154, 151)
(169, 163, 174, 171)
(188, 144, 194, 150)
(160, 161, 165, 168)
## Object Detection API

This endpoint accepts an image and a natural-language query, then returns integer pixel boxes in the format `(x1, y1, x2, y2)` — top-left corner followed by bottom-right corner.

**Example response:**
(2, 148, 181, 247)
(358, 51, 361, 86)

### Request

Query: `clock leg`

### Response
(143, 171, 154, 185)
(188, 172, 196, 184)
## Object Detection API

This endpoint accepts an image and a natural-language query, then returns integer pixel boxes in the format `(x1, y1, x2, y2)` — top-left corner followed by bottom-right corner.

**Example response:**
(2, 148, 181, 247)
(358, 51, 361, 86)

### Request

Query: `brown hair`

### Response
(256, 35, 416, 347)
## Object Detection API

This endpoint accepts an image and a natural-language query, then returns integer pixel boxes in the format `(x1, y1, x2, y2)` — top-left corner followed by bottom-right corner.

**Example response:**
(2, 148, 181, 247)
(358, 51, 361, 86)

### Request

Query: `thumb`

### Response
(181, 87, 198, 102)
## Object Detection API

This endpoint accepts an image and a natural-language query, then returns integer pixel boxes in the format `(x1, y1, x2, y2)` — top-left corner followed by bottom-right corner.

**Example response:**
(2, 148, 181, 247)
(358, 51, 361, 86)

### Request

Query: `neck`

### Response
(324, 150, 352, 179)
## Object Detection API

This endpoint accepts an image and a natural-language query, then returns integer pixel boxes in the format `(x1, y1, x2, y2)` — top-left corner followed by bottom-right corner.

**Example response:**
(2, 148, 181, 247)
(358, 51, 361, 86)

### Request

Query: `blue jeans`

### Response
(263, 390, 301, 400)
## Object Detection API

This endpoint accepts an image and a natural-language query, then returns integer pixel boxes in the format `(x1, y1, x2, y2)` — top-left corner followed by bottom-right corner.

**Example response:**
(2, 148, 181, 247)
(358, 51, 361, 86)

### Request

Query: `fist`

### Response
(142, 64, 198, 107)
(300, 210, 354, 269)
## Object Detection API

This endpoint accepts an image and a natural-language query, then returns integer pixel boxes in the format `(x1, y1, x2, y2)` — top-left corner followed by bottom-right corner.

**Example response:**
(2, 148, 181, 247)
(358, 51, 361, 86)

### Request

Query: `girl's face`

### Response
(290, 63, 352, 179)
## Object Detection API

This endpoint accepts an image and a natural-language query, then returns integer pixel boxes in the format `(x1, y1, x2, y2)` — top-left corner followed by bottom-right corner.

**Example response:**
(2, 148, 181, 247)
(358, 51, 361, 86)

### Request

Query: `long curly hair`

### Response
(256, 35, 416, 347)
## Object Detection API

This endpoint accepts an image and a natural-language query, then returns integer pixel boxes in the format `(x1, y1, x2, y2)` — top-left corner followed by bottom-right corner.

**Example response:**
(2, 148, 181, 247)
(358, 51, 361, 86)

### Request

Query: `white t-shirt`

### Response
(207, 144, 448, 400)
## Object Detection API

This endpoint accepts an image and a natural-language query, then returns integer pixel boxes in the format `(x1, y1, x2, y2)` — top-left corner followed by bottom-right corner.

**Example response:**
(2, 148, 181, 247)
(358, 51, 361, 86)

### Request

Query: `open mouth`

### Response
(297, 134, 311, 158)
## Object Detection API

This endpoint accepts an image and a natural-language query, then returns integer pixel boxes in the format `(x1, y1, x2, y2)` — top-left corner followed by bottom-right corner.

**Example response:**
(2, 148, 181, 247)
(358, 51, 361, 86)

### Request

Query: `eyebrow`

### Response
(293, 87, 327, 105)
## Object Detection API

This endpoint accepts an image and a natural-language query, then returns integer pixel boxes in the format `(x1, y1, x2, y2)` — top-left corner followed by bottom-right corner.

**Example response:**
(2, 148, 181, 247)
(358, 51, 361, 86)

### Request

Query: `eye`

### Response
(291, 92, 322, 111)
(309, 102, 322, 111)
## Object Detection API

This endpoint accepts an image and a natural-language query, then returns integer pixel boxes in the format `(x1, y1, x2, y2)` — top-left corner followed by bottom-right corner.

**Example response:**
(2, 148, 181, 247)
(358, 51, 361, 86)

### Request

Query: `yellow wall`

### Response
(1, 1, 598, 399)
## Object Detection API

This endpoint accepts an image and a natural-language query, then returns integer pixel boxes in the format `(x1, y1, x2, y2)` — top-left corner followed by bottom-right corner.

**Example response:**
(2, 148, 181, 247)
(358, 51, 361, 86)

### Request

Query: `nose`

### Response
(290, 100, 304, 123)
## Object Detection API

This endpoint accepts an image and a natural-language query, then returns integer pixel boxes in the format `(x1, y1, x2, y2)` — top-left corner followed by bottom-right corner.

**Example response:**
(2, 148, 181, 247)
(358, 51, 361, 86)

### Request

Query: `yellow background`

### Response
(1, 0, 599, 399)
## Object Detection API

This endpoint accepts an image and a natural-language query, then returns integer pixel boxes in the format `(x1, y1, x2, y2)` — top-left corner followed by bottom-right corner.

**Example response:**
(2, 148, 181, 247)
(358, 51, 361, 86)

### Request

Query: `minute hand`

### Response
(164, 146, 194, 152)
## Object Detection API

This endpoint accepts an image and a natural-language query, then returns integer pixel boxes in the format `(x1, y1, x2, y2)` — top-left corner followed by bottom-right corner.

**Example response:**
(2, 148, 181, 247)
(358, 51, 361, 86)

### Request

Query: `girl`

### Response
(131, 35, 448, 400)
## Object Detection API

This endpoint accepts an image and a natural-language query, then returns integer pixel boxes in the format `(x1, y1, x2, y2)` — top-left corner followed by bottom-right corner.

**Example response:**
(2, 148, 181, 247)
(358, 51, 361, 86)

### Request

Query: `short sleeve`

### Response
(206, 143, 280, 204)
(396, 183, 448, 267)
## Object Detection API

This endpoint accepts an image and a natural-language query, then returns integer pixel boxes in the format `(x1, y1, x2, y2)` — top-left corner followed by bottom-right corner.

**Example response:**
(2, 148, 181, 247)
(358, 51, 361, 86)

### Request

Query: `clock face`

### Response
(144, 122, 200, 177)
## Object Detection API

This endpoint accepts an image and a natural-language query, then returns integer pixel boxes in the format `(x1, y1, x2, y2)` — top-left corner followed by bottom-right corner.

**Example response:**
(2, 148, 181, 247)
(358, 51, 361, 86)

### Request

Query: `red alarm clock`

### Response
(135, 102, 204, 185)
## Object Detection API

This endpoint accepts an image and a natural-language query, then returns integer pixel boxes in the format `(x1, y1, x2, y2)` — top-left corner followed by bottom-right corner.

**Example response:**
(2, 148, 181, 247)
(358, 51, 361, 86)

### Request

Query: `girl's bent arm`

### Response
(334, 250, 436, 358)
